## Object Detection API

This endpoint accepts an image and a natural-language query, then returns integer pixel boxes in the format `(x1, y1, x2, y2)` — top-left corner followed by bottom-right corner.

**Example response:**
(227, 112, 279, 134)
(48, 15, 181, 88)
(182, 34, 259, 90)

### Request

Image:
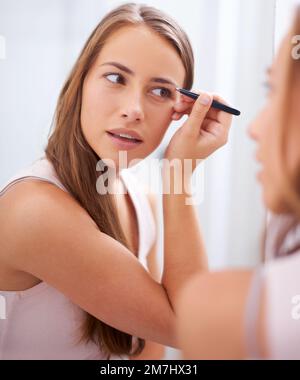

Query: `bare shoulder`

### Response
(0, 180, 97, 266)
(0, 179, 176, 346)
(4, 180, 95, 227)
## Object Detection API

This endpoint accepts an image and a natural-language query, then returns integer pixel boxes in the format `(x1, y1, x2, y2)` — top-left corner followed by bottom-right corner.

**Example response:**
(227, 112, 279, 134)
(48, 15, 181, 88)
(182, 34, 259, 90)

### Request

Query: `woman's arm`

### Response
(129, 192, 166, 360)
(161, 91, 232, 308)
(176, 270, 268, 359)
(161, 166, 208, 305)
(7, 180, 177, 348)
(129, 243, 166, 359)
(8, 179, 209, 350)
(6, 177, 208, 350)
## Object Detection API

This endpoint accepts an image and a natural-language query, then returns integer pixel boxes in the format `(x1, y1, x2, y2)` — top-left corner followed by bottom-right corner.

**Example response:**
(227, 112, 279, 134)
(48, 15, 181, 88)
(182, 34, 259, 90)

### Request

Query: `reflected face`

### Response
(81, 25, 185, 170)
(248, 33, 299, 213)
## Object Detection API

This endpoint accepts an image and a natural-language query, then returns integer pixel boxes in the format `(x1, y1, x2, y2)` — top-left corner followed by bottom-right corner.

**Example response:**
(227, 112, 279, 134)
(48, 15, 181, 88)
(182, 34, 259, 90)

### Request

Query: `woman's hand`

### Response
(164, 90, 233, 174)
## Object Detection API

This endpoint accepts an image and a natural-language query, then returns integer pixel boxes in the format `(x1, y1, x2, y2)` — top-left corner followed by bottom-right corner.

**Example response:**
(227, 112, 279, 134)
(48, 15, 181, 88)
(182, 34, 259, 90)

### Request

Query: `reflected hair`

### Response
(262, 6, 300, 261)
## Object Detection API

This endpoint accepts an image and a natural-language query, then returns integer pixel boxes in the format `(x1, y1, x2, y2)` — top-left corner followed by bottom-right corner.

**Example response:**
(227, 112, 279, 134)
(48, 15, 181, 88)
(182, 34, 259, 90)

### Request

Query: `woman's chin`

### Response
(263, 191, 290, 215)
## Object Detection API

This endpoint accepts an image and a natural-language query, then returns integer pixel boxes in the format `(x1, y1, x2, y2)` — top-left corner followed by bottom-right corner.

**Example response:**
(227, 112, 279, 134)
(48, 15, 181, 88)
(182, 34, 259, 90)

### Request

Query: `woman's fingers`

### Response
(166, 90, 233, 164)
(171, 112, 181, 120)
(173, 92, 198, 112)
(208, 94, 233, 125)
(173, 92, 233, 127)
(172, 98, 195, 119)
(173, 102, 191, 113)
(187, 92, 212, 127)
(180, 92, 198, 103)
(200, 120, 229, 149)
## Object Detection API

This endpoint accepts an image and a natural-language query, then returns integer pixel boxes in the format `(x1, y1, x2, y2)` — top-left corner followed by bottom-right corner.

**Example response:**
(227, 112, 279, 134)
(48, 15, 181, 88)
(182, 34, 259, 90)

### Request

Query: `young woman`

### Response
(176, 6, 300, 360)
(0, 3, 232, 359)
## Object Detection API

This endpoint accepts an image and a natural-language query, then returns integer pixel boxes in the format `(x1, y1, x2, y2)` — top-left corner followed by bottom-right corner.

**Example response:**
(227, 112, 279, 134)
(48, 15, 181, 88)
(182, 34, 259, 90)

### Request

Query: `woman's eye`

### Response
(152, 87, 172, 99)
(103, 74, 172, 99)
(104, 73, 124, 84)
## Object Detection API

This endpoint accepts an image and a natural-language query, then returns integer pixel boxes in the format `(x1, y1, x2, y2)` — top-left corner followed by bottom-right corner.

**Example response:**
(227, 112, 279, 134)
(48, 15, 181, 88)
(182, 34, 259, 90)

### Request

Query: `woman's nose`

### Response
(121, 97, 144, 123)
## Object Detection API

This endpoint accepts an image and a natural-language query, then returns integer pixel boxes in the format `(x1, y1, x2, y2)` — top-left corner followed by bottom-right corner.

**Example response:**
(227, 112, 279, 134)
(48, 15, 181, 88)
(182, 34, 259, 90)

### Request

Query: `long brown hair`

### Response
(262, 6, 300, 260)
(277, 6, 300, 217)
(45, 2, 194, 358)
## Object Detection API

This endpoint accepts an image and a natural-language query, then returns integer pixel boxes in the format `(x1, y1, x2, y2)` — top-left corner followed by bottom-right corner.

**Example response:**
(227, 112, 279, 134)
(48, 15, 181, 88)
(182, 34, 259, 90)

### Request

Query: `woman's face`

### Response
(248, 33, 299, 213)
(81, 25, 185, 170)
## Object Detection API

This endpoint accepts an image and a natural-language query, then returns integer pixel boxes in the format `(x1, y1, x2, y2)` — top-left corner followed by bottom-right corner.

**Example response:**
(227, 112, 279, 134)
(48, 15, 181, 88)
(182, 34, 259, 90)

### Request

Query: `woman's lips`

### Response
(106, 131, 143, 150)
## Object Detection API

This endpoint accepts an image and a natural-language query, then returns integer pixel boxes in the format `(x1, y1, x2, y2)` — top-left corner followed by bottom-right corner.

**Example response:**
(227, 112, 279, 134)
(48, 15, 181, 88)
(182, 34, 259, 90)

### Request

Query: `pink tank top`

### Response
(245, 213, 300, 359)
(0, 156, 156, 360)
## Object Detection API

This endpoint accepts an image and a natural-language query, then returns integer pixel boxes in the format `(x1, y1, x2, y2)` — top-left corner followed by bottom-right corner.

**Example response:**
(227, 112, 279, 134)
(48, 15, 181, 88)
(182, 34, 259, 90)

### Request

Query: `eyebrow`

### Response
(266, 66, 272, 76)
(99, 61, 178, 87)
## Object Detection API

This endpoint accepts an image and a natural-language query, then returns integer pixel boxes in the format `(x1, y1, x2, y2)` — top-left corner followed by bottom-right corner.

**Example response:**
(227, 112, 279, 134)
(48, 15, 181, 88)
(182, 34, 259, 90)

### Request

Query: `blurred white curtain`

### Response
(275, 0, 300, 50)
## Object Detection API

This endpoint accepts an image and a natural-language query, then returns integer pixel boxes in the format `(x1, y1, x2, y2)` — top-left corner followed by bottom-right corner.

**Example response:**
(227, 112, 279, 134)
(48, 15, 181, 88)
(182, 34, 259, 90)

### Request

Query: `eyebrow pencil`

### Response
(176, 88, 241, 116)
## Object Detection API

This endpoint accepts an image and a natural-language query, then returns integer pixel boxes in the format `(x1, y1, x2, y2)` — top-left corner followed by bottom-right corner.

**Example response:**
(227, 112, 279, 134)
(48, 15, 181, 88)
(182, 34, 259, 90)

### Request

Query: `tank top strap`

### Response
(120, 169, 156, 267)
(0, 156, 68, 197)
(0, 157, 156, 268)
